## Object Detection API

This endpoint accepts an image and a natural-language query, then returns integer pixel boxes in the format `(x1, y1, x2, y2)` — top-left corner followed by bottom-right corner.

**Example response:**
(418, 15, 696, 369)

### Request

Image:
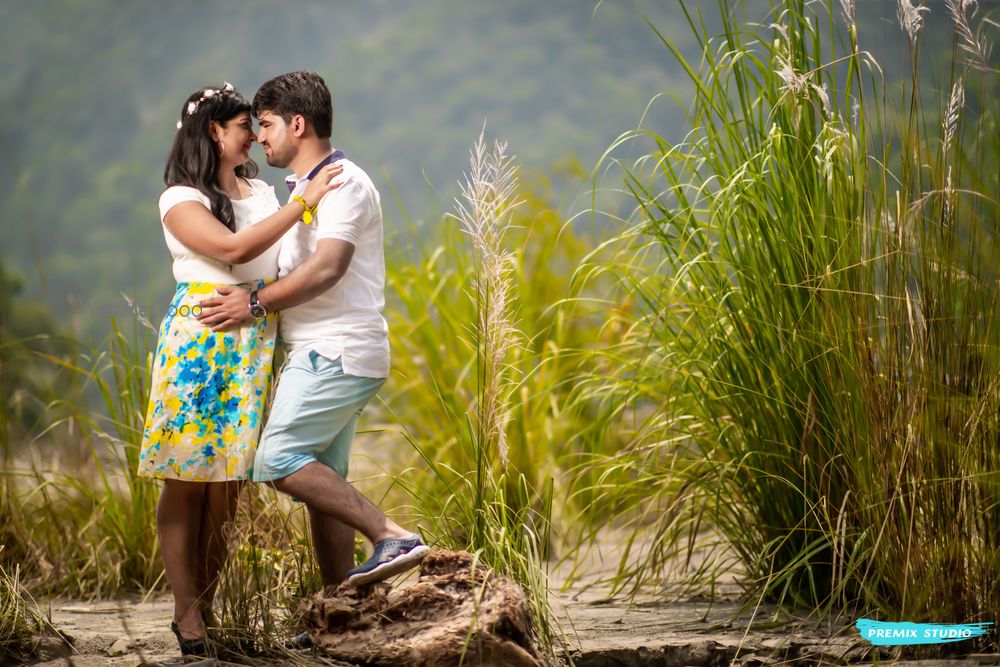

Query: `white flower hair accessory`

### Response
(176, 81, 237, 129)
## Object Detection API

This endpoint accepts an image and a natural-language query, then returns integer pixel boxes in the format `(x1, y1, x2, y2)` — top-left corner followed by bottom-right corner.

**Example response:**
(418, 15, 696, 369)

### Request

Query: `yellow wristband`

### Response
(292, 195, 317, 224)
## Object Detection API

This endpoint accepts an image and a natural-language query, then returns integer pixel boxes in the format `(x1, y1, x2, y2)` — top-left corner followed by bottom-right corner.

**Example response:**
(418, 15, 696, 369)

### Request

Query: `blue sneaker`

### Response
(283, 630, 313, 650)
(346, 533, 430, 586)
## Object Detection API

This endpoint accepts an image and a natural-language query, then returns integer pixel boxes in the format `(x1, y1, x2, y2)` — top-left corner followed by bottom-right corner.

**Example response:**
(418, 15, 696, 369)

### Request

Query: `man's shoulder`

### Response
(322, 159, 380, 210)
(337, 158, 376, 190)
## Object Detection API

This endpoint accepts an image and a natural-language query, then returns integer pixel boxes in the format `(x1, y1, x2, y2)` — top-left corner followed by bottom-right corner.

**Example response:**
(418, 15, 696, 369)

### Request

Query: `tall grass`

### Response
(385, 133, 559, 653)
(383, 186, 624, 541)
(1, 317, 160, 596)
(213, 485, 326, 655)
(584, 0, 1000, 628)
(0, 551, 49, 664)
(375, 132, 637, 660)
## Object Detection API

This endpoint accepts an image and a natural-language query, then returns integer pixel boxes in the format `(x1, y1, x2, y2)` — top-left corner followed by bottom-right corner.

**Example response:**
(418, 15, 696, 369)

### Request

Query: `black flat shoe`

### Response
(170, 621, 209, 657)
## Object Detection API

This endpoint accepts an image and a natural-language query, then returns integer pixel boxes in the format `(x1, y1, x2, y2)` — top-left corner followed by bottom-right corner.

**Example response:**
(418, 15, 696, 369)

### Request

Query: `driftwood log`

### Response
(299, 549, 543, 667)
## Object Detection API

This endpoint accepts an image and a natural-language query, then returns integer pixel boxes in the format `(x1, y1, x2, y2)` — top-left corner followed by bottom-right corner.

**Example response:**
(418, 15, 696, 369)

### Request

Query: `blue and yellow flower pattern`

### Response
(138, 280, 276, 481)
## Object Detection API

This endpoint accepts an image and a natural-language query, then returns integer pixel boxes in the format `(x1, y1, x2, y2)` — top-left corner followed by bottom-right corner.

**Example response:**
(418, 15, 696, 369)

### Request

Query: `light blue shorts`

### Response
(252, 350, 385, 483)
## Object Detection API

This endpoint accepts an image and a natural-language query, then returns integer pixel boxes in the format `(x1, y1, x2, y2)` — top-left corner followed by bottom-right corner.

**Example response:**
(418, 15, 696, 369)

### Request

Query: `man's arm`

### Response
(197, 238, 354, 331)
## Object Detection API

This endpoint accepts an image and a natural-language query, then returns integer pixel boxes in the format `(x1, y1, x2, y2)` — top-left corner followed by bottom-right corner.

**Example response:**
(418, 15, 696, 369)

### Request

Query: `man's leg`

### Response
(282, 506, 358, 651)
(256, 352, 411, 543)
(273, 463, 427, 586)
(303, 410, 366, 585)
(255, 351, 426, 584)
(272, 462, 409, 545)
(309, 508, 355, 586)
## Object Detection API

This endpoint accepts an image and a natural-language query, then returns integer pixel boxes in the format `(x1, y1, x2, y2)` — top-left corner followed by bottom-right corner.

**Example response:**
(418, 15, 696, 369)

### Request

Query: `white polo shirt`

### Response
(277, 153, 390, 379)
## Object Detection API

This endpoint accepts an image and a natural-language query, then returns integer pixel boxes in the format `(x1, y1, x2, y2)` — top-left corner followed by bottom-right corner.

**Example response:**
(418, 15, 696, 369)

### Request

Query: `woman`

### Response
(138, 83, 341, 656)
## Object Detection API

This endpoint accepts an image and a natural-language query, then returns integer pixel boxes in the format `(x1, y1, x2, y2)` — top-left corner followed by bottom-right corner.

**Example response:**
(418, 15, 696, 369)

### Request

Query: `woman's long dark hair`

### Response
(164, 85, 259, 232)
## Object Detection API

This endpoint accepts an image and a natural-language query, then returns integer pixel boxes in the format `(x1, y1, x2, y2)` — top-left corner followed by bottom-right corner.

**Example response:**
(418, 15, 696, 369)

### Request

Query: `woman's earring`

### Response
(217, 141, 225, 158)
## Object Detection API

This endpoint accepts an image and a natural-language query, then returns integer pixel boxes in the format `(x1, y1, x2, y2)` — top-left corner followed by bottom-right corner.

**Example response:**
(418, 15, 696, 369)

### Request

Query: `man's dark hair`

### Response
(252, 71, 333, 139)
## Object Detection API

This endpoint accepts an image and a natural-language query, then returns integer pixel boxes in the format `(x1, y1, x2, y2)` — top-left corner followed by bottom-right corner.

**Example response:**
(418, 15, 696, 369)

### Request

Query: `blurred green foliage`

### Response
(0, 1, 919, 343)
(0, 257, 68, 452)
(0, 0, 693, 342)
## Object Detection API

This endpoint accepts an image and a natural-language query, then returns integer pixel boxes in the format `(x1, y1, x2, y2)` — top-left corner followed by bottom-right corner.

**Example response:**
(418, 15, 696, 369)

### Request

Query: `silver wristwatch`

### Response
(248, 290, 268, 319)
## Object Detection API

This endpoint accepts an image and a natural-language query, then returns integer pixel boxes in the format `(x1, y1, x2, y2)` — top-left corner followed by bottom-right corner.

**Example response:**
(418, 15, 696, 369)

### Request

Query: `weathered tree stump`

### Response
(300, 549, 543, 667)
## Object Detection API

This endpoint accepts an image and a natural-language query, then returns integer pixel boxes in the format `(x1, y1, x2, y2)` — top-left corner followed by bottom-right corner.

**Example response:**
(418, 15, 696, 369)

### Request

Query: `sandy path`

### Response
(23, 590, 999, 666)
(28, 596, 187, 666)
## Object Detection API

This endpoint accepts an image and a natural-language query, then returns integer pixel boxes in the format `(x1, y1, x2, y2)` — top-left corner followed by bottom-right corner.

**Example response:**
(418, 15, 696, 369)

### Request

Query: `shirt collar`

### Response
(285, 150, 346, 192)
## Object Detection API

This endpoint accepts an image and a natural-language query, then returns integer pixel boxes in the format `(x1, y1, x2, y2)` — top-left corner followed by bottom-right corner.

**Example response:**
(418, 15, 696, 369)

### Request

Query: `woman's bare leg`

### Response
(157, 479, 207, 640)
(195, 480, 244, 630)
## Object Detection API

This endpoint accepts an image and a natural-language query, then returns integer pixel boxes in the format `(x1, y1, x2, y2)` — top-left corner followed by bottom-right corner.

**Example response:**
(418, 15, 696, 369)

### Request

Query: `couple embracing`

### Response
(137, 71, 427, 657)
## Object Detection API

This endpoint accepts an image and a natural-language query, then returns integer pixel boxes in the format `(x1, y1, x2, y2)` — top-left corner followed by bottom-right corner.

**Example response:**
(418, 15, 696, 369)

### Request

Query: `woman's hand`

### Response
(301, 163, 344, 208)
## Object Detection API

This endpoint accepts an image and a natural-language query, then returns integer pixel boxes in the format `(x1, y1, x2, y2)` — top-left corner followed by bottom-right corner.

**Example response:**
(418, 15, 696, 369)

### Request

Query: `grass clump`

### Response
(383, 132, 608, 660)
(0, 550, 50, 664)
(584, 0, 1000, 631)
(1, 318, 160, 597)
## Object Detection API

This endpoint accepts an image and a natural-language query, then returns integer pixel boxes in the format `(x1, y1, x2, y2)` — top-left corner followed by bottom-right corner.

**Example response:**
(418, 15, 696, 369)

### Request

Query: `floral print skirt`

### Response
(138, 280, 276, 481)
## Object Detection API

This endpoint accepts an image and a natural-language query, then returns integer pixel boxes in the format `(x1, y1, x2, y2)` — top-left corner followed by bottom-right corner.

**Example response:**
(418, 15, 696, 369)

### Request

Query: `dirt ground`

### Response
(18, 582, 1000, 667)
(14, 480, 998, 667)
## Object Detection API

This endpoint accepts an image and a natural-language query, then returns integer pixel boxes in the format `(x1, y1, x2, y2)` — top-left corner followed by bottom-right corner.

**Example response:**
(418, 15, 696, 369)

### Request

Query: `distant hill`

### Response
(0, 0, 919, 340)
(1, 0, 699, 338)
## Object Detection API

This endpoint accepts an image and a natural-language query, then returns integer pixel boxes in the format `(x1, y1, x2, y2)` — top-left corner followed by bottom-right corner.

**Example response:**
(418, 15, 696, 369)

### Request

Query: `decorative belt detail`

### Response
(168, 304, 203, 318)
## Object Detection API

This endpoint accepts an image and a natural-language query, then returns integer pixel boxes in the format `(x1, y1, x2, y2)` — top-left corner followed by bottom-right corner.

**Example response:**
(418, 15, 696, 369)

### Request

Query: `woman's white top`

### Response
(157, 178, 282, 284)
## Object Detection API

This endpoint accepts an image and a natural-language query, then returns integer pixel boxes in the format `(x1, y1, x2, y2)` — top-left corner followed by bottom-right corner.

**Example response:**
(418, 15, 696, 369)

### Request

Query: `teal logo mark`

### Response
(856, 619, 993, 646)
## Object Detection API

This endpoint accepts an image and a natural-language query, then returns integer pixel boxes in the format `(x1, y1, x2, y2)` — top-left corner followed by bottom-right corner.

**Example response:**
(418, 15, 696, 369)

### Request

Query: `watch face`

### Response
(250, 304, 267, 319)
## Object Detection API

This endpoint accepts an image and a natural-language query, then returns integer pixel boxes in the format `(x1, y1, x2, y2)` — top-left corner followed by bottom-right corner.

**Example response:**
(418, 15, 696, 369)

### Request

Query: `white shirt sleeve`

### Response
(314, 179, 371, 245)
(158, 186, 210, 222)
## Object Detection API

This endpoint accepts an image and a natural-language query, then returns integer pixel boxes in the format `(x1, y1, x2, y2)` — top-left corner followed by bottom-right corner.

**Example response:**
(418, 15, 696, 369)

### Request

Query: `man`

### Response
(198, 71, 428, 589)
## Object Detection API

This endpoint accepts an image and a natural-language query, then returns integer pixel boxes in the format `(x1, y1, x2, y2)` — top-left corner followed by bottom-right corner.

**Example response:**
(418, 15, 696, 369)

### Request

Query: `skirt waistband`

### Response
(165, 279, 275, 319)
(174, 279, 274, 290)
